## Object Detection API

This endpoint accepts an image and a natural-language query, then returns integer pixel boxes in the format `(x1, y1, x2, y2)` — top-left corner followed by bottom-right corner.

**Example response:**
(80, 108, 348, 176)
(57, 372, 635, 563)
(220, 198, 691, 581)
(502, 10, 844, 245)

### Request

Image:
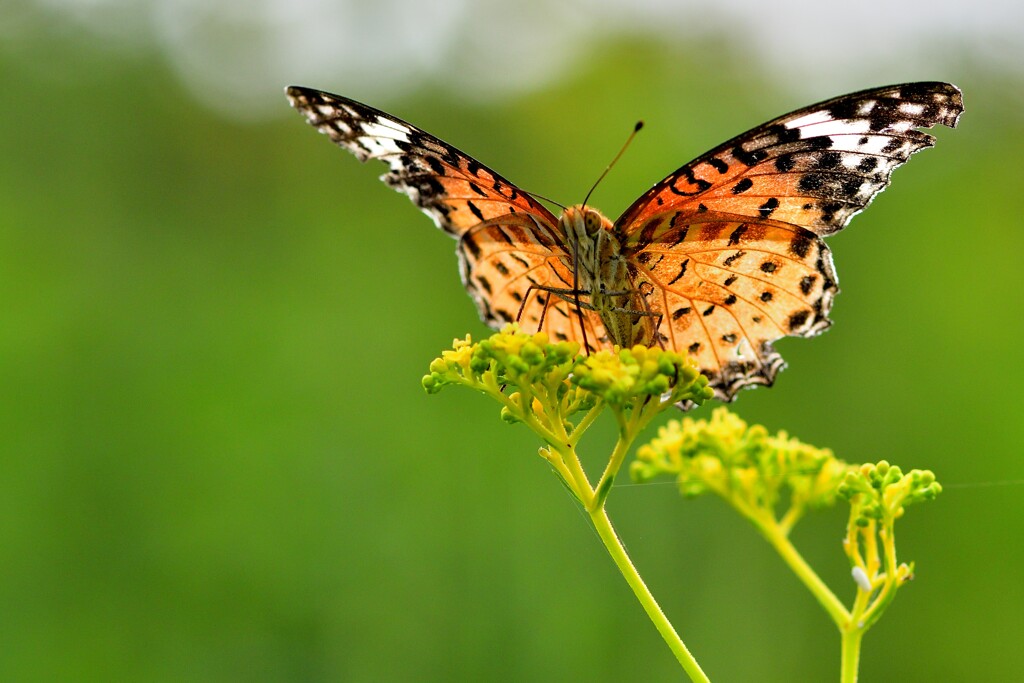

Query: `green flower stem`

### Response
(762, 516, 871, 683)
(588, 505, 710, 683)
(591, 426, 636, 510)
(756, 519, 850, 626)
(857, 525, 897, 631)
(558, 430, 707, 680)
(539, 446, 584, 501)
(561, 445, 597, 509)
(777, 506, 804, 536)
(840, 628, 863, 683)
(568, 402, 603, 447)
(592, 401, 664, 509)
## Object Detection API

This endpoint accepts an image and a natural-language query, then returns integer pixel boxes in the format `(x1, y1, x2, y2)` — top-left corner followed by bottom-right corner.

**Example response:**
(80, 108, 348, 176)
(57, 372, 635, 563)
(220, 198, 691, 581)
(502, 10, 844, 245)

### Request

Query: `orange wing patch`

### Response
(456, 215, 607, 352)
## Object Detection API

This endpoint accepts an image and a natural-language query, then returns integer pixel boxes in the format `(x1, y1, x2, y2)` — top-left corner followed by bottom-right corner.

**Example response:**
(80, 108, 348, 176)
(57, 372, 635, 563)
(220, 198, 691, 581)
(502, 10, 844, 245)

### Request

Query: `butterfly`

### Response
(286, 82, 962, 402)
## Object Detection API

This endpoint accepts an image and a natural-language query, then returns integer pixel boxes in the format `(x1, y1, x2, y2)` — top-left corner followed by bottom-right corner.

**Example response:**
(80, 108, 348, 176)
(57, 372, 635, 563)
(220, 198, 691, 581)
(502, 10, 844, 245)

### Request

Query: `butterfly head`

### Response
(560, 204, 613, 241)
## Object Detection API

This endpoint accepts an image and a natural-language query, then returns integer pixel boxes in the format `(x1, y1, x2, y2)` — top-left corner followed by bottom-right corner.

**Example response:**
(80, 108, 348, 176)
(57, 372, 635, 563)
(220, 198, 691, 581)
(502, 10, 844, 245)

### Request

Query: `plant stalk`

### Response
(588, 505, 710, 682)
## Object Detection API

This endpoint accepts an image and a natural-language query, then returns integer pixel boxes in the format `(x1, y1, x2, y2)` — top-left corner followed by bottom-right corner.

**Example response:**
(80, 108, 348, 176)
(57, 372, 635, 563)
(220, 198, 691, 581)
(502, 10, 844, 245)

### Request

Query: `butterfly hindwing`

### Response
(628, 215, 837, 400)
(456, 214, 611, 352)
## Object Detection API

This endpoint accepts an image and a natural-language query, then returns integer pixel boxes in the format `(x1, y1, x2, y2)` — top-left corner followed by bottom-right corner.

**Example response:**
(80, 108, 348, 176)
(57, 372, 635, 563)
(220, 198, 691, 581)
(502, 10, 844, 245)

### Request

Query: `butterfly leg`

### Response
(516, 283, 599, 348)
(571, 242, 591, 354)
(517, 284, 597, 321)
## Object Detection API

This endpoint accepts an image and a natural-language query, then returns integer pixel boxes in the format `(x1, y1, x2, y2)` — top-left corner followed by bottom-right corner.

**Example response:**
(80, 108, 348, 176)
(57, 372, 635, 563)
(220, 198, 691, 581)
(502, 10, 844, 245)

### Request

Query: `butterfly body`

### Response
(287, 82, 962, 402)
(556, 205, 652, 349)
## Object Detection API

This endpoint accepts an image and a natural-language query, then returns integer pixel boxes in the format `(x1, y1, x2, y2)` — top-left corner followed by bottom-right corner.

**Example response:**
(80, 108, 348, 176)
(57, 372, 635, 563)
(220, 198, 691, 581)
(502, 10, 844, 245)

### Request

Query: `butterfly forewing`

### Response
(286, 86, 559, 237)
(617, 82, 962, 237)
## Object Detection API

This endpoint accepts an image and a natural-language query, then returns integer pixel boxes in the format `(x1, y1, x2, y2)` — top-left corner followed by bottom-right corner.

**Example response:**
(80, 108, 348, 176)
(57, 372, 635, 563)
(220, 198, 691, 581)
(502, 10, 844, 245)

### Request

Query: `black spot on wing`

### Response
(758, 197, 779, 218)
(858, 156, 879, 173)
(728, 225, 747, 246)
(731, 178, 753, 194)
(668, 259, 690, 285)
(466, 200, 485, 222)
(816, 151, 842, 170)
(425, 156, 445, 175)
(732, 146, 768, 166)
(462, 233, 482, 259)
(790, 230, 814, 259)
(723, 251, 745, 267)
(788, 310, 810, 330)
(774, 155, 795, 172)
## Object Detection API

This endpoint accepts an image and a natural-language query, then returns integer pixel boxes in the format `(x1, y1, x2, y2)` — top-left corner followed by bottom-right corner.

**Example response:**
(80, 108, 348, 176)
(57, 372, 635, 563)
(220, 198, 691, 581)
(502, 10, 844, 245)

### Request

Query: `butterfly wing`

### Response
(286, 86, 583, 337)
(455, 212, 608, 352)
(618, 82, 963, 234)
(626, 217, 837, 400)
(617, 82, 963, 400)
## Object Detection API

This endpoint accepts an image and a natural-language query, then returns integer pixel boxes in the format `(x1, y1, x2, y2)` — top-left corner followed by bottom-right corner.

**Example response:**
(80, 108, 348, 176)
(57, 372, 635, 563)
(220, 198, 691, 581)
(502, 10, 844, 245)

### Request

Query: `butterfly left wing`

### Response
(616, 82, 963, 400)
(286, 86, 558, 237)
(287, 86, 587, 338)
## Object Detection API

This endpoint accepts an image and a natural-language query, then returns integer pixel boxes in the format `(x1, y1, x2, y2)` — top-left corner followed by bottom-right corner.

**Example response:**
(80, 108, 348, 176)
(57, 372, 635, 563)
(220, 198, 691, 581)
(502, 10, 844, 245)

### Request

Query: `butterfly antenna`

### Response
(582, 120, 643, 207)
(522, 190, 566, 211)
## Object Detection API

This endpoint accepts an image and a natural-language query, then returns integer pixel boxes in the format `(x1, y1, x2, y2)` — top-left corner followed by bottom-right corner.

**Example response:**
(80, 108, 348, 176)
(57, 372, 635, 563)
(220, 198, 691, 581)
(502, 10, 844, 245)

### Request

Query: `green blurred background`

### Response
(2, 1, 1022, 680)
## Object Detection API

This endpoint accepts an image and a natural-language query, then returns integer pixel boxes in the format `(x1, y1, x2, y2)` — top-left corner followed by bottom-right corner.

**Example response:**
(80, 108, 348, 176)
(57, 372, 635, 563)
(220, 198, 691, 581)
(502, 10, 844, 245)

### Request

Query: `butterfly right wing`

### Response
(614, 82, 962, 401)
(616, 82, 963, 236)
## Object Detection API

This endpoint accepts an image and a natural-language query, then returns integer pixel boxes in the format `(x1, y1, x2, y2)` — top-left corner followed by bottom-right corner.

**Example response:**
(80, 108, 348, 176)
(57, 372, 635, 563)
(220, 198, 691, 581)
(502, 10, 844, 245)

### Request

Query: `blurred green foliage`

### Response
(1, 21, 1022, 683)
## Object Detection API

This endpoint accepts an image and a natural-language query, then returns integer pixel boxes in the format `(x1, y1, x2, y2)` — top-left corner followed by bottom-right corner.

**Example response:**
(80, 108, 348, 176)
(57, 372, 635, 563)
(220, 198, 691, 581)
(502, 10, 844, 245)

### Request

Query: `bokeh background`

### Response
(2, 0, 1022, 680)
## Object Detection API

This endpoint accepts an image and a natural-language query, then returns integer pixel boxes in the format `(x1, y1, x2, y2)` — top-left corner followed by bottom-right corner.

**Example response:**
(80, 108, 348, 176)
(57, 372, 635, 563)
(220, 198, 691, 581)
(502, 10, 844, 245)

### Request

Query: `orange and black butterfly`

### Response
(287, 82, 962, 402)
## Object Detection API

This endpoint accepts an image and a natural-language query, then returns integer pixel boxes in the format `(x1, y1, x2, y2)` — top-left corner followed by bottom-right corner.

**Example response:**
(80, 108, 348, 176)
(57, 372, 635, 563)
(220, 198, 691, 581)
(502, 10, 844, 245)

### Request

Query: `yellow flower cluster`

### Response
(572, 346, 709, 406)
(838, 460, 942, 525)
(632, 407, 849, 512)
(423, 325, 711, 414)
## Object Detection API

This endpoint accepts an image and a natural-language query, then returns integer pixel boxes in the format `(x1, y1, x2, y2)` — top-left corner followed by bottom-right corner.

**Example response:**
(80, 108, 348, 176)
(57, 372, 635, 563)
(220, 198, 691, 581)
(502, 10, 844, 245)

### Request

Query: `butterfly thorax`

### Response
(559, 205, 645, 348)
